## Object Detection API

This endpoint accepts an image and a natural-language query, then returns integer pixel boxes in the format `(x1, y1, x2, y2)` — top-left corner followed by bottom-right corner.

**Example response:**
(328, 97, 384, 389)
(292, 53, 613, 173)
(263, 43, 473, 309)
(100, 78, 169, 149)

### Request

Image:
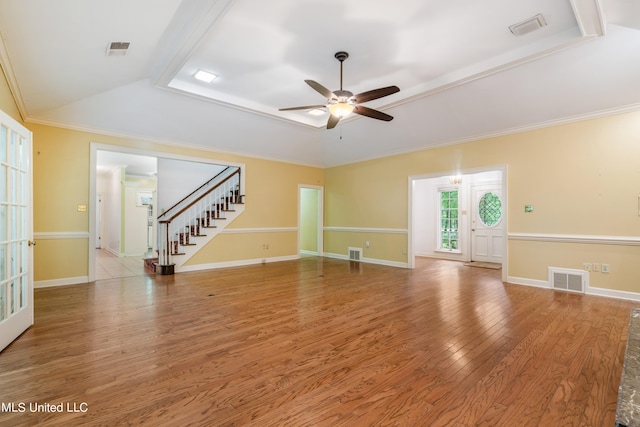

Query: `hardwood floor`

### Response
(0, 257, 636, 426)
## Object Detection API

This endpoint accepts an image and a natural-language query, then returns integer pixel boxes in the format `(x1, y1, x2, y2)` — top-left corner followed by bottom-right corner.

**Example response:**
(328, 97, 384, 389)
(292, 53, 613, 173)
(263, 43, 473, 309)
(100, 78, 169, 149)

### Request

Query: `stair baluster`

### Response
(155, 167, 244, 274)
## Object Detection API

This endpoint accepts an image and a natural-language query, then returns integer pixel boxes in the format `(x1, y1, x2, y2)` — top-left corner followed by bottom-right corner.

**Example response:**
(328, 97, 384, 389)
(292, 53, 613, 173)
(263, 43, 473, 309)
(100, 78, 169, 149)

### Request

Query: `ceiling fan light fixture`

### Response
(328, 102, 354, 118)
(279, 51, 399, 128)
(328, 92, 356, 118)
(308, 109, 326, 116)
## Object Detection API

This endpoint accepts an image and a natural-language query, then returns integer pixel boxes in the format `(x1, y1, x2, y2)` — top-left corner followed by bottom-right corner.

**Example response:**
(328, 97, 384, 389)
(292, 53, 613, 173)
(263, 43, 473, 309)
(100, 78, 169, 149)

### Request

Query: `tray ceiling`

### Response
(0, 0, 639, 166)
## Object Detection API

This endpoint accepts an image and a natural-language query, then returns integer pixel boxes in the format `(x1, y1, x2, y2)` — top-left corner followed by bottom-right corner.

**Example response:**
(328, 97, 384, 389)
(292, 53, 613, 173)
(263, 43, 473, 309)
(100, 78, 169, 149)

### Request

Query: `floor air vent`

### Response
(348, 247, 363, 261)
(548, 267, 587, 293)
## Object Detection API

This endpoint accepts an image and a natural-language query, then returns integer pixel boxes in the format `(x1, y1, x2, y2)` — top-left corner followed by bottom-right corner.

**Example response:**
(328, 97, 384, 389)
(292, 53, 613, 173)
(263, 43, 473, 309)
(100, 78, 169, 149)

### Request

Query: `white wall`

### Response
(156, 159, 226, 214)
(96, 172, 109, 249)
(105, 167, 122, 255)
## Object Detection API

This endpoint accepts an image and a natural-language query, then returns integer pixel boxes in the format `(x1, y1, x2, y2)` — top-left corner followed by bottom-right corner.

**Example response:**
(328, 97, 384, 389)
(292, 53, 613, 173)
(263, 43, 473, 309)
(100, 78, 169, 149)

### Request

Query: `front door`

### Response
(0, 109, 33, 352)
(471, 185, 503, 264)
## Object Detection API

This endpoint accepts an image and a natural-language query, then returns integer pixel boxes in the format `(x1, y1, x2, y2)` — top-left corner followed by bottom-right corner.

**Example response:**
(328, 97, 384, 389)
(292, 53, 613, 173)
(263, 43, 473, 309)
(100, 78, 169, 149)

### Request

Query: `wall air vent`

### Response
(548, 267, 587, 293)
(348, 247, 363, 262)
(106, 41, 130, 56)
(509, 14, 547, 36)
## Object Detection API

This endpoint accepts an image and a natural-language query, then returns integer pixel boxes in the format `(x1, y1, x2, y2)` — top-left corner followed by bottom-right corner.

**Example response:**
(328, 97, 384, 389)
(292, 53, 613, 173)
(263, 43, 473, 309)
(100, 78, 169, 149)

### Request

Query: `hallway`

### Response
(95, 249, 147, 280)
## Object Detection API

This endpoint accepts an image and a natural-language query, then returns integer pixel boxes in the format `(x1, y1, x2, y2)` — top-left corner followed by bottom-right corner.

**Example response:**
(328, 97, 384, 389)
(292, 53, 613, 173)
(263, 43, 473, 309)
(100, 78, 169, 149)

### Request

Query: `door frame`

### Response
(298, 185, 324, 256)
(408, 165, 508, 282)
(88, 143, 245, 282)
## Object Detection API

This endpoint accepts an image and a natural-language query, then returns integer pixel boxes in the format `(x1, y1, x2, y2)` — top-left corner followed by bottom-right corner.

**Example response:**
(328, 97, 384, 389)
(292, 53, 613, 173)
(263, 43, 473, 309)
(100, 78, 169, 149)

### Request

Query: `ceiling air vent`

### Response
(509, 14, 547, 37)
(106, 41, 130, 56)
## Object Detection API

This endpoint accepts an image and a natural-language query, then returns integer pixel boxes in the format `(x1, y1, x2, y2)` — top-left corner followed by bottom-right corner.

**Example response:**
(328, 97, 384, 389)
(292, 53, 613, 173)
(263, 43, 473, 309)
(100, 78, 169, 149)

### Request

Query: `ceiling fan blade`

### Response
(305, 80, 334, 99)
(327, 114, 341, 129)
(353, 105, 394, 122)
(354, 85, 400, 104)
(279, 105, 326, 111)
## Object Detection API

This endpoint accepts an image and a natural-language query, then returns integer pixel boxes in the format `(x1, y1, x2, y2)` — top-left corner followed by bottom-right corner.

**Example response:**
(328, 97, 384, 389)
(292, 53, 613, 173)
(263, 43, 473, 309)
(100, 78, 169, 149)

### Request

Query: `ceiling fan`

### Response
(280, 51, 400, 129)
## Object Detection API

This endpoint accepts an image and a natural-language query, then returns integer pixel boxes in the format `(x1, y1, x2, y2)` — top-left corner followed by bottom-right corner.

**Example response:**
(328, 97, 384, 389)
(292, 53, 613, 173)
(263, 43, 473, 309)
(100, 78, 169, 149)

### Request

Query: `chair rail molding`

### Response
(508, 232, 640, 246)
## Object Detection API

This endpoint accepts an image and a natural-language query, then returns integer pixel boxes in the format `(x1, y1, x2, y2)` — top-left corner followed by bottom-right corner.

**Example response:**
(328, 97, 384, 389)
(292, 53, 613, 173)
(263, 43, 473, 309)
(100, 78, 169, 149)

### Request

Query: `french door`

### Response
(0, 109, 33, 352)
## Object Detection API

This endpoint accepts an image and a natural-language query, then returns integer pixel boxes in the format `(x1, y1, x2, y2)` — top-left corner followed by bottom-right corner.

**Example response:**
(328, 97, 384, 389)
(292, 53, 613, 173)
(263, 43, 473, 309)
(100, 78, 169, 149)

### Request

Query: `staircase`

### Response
(154, 166, 244, 274)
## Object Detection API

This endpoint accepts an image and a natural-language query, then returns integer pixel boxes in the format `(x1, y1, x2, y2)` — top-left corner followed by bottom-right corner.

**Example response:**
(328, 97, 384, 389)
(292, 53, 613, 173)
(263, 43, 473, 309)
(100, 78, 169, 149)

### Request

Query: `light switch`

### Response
(77, 204, 87, 212)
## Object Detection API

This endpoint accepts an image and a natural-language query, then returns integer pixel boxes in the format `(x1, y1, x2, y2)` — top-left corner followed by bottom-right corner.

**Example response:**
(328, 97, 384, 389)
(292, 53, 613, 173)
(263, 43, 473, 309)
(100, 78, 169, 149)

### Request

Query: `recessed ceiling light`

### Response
(509, 14, 547, 36)
(308, 109, 326, 116)
(194, 69, 218, 83)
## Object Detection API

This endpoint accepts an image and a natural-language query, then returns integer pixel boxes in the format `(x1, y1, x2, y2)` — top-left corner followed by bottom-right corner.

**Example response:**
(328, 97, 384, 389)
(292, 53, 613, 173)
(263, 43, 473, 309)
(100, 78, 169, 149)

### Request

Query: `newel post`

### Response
(156, 220, 175, 275)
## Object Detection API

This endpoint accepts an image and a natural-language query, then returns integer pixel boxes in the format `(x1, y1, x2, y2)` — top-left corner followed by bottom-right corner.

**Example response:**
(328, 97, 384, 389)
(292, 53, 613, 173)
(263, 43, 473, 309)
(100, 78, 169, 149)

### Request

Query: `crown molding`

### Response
(0, 26, 27, 121)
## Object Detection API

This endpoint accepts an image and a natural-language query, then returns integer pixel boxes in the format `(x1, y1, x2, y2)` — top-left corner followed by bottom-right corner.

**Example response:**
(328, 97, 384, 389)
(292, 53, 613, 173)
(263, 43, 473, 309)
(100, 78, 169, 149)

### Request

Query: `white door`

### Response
(471, 185, 503, 264)
(0, 110, 33, 352)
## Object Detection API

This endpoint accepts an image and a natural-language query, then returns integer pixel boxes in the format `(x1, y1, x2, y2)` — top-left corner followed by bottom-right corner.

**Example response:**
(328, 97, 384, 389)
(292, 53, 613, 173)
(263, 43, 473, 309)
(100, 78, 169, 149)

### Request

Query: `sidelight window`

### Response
(438, 189, 459, 251)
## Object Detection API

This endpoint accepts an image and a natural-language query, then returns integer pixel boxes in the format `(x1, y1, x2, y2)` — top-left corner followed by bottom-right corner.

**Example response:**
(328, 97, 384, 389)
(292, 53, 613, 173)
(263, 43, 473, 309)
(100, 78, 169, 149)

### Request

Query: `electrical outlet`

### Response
(583, 262, 592, 272)
(365, 241, 370, 248)
(602, 264, 610, 273)
(593, 263, 600, 272)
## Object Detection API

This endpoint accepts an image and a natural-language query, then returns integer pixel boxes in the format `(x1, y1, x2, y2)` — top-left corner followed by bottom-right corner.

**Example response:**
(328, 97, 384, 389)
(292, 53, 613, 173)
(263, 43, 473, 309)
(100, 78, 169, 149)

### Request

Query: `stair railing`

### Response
(156, 166, 242, 268)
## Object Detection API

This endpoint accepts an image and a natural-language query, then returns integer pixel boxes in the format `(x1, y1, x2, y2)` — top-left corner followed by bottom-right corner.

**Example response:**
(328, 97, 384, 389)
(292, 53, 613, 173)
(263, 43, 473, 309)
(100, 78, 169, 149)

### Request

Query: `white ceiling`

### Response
(0, 0, 639, 167)
(96, 150, 157, 177)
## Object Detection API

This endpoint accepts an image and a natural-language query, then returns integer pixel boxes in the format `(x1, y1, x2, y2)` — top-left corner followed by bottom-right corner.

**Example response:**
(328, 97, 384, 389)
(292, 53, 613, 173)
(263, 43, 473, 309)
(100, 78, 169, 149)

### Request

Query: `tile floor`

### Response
(95, 249, 148, 280)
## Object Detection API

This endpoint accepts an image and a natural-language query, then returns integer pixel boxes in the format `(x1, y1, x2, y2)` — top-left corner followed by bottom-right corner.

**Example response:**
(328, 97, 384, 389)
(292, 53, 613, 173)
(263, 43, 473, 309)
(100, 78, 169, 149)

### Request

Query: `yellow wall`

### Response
(184, 161, 323, 265)
(26, 122, 323, 282)
(185, 231, 298, 265)
(300, 188, 319, 252)
(324, 111, 640, 293)
(3, 56, 640, 294)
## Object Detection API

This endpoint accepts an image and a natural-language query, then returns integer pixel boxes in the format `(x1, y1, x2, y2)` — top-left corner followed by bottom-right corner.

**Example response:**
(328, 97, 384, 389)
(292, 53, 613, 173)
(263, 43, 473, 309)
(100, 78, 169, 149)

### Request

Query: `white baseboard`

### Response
(177, 255, 300, 273)
(586, 286, 640, 302)
(506, 276, 550, 289)
(416, 253, 468, 262)
(300, 250, 320, 256)
(103, 247, 121, 257)
(508, 276, 640, 302)
(323, 252, 408, 269)
(35, 276, 89, 289)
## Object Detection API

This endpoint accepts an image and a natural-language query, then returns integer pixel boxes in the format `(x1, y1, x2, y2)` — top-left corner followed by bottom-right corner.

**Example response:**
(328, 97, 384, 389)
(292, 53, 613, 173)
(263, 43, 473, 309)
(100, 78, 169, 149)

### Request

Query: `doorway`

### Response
(92, 148, 158, 281)
(89, 143, 245, 281)
(299, 186, 323, 256)
(408, 166, 507, 281)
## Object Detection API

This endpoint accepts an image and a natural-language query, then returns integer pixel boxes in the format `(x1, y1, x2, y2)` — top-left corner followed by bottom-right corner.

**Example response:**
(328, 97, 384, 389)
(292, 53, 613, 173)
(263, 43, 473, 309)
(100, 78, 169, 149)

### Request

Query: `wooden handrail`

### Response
(157, 166, 240, 224)
(158, 168, 240, 224)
